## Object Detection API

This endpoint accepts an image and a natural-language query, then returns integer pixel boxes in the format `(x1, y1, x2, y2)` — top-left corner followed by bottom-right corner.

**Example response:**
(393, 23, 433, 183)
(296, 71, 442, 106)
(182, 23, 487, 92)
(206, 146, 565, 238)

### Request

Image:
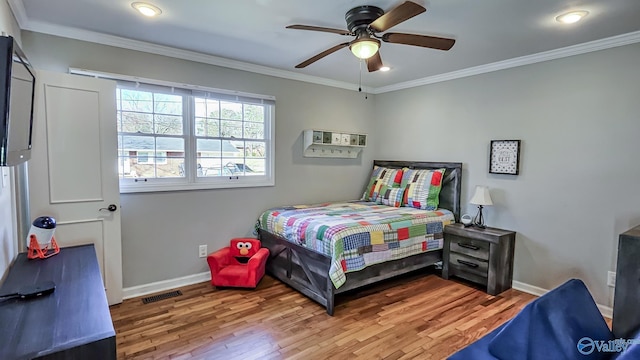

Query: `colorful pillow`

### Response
(401, 168, 445, 210)
(379, 187, 405, 207)
(361, 166, 404, 204)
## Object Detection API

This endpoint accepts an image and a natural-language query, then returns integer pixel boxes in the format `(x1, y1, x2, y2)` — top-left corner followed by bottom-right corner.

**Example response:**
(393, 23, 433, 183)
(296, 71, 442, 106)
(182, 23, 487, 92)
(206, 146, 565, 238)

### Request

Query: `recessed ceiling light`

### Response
(132, 2, 162, 17)
(555, 10, 589, 24)
(379, 66, 390, 72)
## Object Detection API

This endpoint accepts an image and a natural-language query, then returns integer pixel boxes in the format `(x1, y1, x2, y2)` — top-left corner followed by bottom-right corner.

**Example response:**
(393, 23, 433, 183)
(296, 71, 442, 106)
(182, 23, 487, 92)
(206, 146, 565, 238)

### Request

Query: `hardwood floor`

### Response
(111, 272, 536, 359)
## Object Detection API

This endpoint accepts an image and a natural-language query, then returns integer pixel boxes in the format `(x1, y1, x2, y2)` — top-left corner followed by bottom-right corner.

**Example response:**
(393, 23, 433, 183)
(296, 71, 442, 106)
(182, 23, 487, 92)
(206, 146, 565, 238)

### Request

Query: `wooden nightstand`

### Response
(442, 223, 516, 296)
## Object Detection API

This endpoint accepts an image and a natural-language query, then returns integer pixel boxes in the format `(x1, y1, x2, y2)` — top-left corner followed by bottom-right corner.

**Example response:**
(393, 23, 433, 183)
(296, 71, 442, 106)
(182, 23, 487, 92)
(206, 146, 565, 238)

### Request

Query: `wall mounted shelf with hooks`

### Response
(303, 129, 366, 158)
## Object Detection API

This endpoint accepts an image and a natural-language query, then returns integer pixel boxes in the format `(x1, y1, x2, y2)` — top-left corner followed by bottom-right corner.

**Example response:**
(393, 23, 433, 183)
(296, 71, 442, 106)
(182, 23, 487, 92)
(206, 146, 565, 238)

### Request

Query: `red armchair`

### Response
(207, 238, 269, 288)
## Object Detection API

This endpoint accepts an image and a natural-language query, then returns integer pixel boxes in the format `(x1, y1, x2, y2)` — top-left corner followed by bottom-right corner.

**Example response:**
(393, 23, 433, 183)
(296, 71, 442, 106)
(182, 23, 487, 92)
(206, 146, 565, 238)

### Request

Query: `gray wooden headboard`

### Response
(372, 160, 462, 222)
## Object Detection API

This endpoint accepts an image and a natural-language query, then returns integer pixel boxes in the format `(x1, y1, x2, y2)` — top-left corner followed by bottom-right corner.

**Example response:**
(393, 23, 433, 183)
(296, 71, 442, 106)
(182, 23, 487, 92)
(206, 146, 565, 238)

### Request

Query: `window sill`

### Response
(119, 178, 275, 194)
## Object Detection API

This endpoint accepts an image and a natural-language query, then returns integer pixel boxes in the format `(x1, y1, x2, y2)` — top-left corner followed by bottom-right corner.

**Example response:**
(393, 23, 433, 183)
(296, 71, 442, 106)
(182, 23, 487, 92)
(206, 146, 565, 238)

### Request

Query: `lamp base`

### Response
(473, 205, 486, 229)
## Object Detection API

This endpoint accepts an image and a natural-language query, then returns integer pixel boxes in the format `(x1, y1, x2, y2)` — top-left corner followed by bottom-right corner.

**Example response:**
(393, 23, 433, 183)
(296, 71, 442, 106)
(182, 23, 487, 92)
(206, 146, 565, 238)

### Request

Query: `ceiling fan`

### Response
(286, 1, 456, 72)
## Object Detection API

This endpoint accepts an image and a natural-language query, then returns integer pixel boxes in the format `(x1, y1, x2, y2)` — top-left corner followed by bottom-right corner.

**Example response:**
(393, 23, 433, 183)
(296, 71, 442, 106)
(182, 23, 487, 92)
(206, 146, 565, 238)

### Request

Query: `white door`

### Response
(28, 70, 122, 305)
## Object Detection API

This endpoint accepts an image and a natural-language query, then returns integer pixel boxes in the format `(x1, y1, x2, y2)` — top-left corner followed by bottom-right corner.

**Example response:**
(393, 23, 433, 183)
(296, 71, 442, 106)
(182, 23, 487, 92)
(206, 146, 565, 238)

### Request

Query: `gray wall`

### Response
(18, 29, 640, 308)
(21, 31, 377, 287)
(0, 1, 23, 282)
(373, 43, 640, 307)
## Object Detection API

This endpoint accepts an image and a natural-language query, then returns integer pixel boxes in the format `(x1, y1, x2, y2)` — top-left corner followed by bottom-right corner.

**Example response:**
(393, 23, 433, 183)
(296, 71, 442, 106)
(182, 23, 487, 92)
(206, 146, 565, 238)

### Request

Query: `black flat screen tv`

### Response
(0, 35, 36, 167)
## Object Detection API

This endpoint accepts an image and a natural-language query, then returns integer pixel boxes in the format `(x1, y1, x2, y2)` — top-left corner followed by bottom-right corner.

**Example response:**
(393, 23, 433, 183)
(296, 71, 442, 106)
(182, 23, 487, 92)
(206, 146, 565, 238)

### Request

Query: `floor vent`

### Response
(141, 290, 182, 304)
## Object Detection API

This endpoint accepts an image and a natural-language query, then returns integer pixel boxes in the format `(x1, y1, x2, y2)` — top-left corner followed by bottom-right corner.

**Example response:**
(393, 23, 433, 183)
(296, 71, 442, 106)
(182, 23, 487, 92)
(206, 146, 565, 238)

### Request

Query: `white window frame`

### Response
(70, 68, 275, 194)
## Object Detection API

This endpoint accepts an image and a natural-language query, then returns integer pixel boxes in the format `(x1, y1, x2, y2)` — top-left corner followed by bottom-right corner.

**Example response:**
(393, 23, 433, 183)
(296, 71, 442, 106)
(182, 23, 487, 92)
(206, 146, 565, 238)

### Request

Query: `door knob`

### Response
(99, 204, 118, 212)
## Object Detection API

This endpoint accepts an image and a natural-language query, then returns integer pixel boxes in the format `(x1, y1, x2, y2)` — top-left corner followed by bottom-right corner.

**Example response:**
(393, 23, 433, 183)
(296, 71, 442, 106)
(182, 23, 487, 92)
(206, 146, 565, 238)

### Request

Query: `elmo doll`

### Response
(207, 238, 269, 288)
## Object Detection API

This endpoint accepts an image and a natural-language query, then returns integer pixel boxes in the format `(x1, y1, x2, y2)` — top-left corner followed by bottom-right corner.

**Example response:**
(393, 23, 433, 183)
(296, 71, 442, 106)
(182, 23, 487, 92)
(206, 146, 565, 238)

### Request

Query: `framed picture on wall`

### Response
(489, 140, 521, 175)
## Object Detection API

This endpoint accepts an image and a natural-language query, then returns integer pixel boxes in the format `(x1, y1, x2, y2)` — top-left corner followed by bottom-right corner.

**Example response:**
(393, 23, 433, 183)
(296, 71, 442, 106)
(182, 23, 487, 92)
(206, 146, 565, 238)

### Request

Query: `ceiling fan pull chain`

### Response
(358, 60, 362, 92)
(359, 60, 368, 99)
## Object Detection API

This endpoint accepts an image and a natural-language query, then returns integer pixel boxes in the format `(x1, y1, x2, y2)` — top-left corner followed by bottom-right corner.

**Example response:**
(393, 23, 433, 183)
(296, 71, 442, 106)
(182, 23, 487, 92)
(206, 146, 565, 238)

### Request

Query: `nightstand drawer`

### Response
(449, 252, 488, 275)
(448, 235, 489, 260)
(450, 268, 488, 286)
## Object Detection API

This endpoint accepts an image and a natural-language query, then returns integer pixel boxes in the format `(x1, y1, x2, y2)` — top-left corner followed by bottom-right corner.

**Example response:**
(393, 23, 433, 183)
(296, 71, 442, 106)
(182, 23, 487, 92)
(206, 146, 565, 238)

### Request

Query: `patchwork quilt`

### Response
(258, 201, 454, 289)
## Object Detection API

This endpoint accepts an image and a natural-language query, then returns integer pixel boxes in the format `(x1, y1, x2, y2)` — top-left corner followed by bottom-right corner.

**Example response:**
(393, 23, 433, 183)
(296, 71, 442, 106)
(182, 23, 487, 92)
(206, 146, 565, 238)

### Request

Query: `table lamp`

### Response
(470, 186, 493, 229)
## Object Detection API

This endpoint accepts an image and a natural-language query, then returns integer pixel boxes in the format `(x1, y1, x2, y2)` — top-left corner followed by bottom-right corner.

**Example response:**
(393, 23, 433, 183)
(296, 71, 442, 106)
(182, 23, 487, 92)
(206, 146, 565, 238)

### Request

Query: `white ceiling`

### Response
(9, 0, 640, 91)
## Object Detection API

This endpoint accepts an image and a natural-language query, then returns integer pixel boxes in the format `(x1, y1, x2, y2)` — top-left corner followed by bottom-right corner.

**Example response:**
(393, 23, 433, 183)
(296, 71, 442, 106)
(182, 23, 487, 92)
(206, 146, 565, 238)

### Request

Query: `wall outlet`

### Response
(607, 271, 616, 287)
(198, 245, 207, 258)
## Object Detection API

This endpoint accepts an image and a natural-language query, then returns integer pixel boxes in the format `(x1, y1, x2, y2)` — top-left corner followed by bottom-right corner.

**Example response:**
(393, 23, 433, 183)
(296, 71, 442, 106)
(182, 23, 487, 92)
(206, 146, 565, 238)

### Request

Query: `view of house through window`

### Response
(117, 89, 185, 178)
(194, 97, 266, 177)
(115, 82, 273, 192)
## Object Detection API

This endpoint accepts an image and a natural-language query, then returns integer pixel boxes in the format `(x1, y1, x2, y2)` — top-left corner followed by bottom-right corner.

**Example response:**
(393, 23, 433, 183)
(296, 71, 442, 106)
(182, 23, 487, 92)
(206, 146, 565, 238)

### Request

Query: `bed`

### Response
(257, 160, 462, 315)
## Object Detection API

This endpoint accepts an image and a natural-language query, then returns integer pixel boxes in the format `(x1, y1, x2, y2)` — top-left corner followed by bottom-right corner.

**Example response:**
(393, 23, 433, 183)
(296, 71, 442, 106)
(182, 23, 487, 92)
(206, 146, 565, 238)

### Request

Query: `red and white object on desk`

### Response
(26, 216, 59, 259)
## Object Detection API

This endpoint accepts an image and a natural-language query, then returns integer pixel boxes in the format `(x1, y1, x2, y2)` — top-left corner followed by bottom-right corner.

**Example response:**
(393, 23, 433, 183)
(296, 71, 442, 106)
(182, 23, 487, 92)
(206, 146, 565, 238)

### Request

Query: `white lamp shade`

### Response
(350, 38, 380, 59)
(470, 186, 493, 206)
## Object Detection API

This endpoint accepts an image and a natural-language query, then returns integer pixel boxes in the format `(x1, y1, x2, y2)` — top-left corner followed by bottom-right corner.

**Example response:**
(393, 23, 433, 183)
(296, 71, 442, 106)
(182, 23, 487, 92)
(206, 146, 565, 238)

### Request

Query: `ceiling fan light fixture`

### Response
(132, 2, 162, 17)
(350, 38, 380, 59)
(555, 10, 589, 24)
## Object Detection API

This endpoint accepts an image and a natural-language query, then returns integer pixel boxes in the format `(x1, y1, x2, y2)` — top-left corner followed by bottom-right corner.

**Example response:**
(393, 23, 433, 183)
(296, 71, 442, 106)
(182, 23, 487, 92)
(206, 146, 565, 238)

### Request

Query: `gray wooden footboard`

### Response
(259, 228, 444, 315)
(258, 228, 336, 314)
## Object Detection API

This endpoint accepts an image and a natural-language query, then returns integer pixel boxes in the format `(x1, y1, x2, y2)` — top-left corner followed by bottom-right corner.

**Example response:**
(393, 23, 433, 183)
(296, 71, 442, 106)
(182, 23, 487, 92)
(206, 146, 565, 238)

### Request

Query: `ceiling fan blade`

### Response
(369, 1, 426, 33)
(366, 52, 383, 72)
(286, 25, 352, 36)
(295, 42, 350, 68)
(382, 32, 455, 51)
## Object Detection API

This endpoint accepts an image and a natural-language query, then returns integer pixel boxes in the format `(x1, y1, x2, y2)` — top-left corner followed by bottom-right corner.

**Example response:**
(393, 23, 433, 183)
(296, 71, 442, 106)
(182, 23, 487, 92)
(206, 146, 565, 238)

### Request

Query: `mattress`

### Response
(258, 201, 455, 288)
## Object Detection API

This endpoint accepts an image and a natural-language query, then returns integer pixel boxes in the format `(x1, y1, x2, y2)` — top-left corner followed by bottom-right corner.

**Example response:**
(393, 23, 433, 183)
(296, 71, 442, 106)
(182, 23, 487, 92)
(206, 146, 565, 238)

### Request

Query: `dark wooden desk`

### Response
(0, 244, 116, 359)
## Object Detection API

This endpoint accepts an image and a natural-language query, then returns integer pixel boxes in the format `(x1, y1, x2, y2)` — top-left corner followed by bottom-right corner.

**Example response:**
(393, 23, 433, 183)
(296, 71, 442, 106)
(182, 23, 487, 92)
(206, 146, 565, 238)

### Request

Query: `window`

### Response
(113, 78, 275, 193)
(136, 151, 151, 164)
(117, 87, 186, 182)
(193, 98, 268, 179)
(135, 151, 167, 165)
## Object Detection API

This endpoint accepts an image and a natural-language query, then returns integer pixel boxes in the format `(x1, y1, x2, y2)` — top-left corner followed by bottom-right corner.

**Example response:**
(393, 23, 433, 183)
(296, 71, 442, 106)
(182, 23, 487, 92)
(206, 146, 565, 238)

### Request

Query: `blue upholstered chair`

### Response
(449, 279, 640, 360)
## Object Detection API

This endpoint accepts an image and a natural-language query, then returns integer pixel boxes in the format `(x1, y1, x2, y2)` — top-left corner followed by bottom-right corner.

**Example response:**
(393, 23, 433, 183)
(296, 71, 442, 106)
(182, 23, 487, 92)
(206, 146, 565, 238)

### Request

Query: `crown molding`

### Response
(10, 2, 640, 95)
(373, 30, 640, 94)
(15, 18, 375, 93)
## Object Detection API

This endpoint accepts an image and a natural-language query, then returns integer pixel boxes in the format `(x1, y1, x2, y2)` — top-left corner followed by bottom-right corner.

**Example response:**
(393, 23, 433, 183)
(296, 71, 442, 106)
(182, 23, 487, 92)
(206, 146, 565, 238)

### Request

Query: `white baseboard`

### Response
(512, 280, 613, 319)
(122, 274, 614, 319)
(123, 271, 211, 300)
